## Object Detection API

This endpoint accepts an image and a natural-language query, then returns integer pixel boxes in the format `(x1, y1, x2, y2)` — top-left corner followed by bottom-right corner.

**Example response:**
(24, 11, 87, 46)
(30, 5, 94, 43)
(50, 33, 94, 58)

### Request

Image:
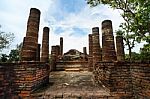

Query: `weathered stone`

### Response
(60, 37, 63, 56)
(102, 20, 117, 61)
(116, 36, 125, 61)
(83, 47, 87, 55)
(0, 62, 49, 98)
(26, 8, 40, 38)
(51, 46, 57, 71)
(83, 47, 87, 61)
(21, 8, 41, 61)
(92, 27, 102, 67)
(88, 34, 93, 71)
(36, 44, 41, 61)
(41, 27, 50, 63)
(56, 45, 60, 57)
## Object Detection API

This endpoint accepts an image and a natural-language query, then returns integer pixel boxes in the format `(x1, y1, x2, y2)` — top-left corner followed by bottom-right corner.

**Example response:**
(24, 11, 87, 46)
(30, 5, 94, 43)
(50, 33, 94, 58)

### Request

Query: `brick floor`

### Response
(31, 71, 111, 99)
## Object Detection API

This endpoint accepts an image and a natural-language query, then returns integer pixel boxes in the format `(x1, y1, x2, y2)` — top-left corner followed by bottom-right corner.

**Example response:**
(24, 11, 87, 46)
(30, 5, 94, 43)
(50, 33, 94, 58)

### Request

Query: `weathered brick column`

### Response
(36, 44, 41, 61)
(60, 37, 63, 56)
(56, 45, 60, 57)
(83, 47, 87, 61)
(21, 8, 40, 61)
(41, 27, 50, 63)
(92, 27, 102, 67)
(102, 20, 117, 61)
(88, 34, 93, 71)
(83, 47, 87, 55)
(116, 36, 125, 61)
(51, 46, 57, 71)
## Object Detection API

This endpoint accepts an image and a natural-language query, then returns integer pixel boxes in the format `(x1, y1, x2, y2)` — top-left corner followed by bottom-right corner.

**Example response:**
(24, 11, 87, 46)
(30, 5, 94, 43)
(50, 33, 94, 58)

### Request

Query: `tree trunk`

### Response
(127, 42, 132, 61)
(129, 47, 132, 61)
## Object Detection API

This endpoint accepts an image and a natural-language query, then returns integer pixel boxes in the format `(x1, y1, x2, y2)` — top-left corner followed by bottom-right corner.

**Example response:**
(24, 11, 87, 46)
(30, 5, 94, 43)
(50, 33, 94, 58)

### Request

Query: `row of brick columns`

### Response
(88, 20, 125, 70)
(21, 8, 49, 63)
(51, 37, 63, 70)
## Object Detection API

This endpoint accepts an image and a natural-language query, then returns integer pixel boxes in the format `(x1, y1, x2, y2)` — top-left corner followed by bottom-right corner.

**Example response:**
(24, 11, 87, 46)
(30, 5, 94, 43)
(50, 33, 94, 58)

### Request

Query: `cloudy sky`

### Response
(0, 0, 143, 54)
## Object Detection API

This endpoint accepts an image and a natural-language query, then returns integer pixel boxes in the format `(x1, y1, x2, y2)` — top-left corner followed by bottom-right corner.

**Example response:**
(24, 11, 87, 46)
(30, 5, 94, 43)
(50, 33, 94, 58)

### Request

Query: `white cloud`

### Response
(47, 3, 124, 53)
(0, 0, 52, 53)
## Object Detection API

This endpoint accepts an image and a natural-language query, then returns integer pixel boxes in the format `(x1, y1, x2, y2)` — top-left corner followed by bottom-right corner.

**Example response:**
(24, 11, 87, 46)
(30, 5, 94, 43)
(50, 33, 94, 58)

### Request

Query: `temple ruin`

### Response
(0, 8, 149, 99)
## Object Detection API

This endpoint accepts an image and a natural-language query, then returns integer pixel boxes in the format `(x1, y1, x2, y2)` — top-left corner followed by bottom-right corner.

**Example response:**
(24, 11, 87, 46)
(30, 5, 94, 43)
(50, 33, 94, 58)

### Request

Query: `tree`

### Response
(140, 44, 150, 61)
(0, 54, 8, 62)
(0, 25, 14, 51)
(87, 0, 150, 60)
(8, 43, 22, 62)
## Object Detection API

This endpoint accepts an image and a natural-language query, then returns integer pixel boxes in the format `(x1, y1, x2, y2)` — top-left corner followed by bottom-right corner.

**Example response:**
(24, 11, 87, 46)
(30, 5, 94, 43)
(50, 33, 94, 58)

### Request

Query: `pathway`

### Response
(31, 71, 111, 99)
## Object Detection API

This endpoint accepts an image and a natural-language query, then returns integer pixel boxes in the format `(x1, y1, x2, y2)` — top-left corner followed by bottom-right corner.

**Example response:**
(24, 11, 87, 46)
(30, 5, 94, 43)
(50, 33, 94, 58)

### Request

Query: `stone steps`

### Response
(56, 65, 88, 72)
(55, 61, 88, 71)
(31, 92, 114, 99)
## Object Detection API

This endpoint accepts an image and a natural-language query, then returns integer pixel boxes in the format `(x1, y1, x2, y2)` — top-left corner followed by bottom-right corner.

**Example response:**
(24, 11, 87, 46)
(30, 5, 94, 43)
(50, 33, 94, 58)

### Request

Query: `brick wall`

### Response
(94, 61, 150, 98)
(131, 61, 150, 98)
(0, 62, 49, 98)
(0, 63, 14, 98)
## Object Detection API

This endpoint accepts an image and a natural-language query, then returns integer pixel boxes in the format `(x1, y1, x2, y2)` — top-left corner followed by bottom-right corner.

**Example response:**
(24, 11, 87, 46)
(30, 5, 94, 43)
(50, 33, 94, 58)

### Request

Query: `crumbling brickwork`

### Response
(51, 46, 57, 71)
(116, 36, 125, 61)
(92, 27, 102, 66)
(41, 27, 50, 62)
(36, 44, 41, 61)
(102, 20, 117, 61)
(88, 34, 93, 71)
(60, 37, 63, 56)
(83, 47, 87, 61)
(94, 61, 150, 98)
(0, 62, 49, 98)
(21, 8, 40, 61)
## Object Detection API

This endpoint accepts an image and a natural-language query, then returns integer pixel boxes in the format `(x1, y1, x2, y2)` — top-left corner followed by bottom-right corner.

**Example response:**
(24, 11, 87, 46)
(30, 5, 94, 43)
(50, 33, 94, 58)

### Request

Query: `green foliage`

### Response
(125, 44, 150, 61)
(8, 49, 20, 62)
(87, 0, 150, 43)
(0, 54, 8, 62)
(140, 44, 150, 61)
(0, 43, 22, 62)
(125, 52, 139, 61)
(0, 25, 14, 51)
(8, 43, 22, 62)
(87, 0, 150, 60)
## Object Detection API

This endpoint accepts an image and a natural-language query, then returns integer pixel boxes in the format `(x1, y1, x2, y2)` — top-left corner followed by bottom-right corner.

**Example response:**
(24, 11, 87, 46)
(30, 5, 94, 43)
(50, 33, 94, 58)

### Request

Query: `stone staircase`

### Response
(31, 71, 112, 99)
(56, 61, 88, 71)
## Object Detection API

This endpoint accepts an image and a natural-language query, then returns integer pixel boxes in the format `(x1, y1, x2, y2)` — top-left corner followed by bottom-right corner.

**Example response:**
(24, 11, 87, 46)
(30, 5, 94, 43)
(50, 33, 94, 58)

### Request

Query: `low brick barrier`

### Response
(94, 61, 150, 98)
(0, 62, 49, 98)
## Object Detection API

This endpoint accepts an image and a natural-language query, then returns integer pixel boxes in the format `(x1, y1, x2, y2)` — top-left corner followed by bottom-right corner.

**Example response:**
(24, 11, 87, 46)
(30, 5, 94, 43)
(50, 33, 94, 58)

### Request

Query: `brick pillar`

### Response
(102, 20, 117, 61)
(83, 47, 87, 55)
(56, 45, 60, 57)
(41, 27, 50, 62)
(83, 47, 87, 61)
(60, 37, 63, 56)
(36, 44, 41, 61)
(116, 36, 125, 61)
(51, 46, 57, 71)
(92, 27, 102, 67)
(21, 8, 40, 61)
(88, 34, 93, 71)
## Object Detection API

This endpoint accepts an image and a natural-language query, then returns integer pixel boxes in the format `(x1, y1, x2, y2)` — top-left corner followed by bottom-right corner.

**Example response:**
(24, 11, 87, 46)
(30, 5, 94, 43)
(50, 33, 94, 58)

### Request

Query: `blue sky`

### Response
(0, 0, 143, 53)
